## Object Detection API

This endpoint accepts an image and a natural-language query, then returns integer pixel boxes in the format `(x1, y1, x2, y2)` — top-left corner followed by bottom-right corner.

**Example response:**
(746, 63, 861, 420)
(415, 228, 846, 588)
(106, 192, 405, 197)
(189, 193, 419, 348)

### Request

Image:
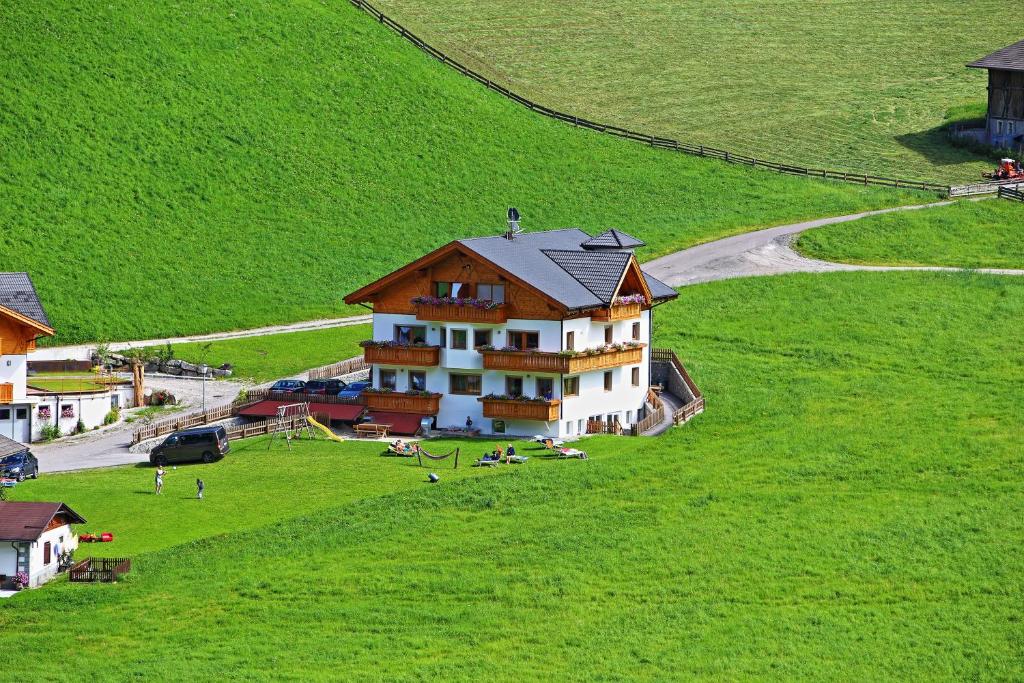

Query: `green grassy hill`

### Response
(0, 1, 923, 345)
(371, 0, 1021, 183)
(796, 198, 1024, 269)
(4, 272, 1022, 679)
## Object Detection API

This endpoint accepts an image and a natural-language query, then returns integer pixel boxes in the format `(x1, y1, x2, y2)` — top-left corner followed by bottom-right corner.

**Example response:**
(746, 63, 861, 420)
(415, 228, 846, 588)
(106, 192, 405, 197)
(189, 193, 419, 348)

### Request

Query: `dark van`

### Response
(150, 426, 230, 466)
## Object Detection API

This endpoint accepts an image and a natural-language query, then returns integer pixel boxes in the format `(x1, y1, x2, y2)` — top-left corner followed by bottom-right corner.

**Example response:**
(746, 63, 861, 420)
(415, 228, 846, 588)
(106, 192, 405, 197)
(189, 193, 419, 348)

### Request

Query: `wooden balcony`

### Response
(415, 303, 507, 324)
(480, 345, 645, 374)
(591, 302, 642, 321)
(0, 383, 12, 404)
(364, 392, 441, 415)
(363, 345, 440, 367)
(479, 397, 560, 421)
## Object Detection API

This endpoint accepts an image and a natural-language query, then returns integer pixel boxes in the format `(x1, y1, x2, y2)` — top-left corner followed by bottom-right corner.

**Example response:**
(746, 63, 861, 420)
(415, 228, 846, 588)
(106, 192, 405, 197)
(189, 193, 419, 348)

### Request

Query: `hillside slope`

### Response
(372, 0, 1020, 182)
(0, 1, 918, 344)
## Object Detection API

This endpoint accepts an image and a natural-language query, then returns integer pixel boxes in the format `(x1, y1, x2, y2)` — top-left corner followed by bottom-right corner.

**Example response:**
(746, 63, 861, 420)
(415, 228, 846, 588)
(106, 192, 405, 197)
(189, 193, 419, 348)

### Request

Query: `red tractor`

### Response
(983, 158, 1024, 181)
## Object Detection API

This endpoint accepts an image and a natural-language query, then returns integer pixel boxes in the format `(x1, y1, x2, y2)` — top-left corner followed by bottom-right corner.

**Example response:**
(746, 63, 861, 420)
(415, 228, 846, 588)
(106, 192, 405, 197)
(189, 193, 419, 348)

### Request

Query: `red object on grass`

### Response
(100, 532, 113, 542)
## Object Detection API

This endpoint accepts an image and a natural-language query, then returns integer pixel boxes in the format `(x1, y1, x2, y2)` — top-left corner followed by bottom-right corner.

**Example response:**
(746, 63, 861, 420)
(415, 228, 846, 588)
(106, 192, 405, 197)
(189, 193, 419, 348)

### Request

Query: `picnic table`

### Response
(354, 423, 390, 438)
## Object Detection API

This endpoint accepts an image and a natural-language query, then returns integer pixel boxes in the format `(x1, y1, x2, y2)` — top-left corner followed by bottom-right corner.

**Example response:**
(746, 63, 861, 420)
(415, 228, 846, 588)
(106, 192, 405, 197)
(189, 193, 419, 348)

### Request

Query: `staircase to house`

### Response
(634, 349, 705, 436)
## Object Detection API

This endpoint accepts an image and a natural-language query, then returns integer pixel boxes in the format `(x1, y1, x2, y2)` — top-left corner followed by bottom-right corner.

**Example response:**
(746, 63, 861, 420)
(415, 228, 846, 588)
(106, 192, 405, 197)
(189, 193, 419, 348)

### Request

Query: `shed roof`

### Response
(968, 39, 1024, 72)
(0, 435, 29, 459)
(580, 229, 646, 250)
(0, 502, 86, 542)
(0, 272, 53, 331)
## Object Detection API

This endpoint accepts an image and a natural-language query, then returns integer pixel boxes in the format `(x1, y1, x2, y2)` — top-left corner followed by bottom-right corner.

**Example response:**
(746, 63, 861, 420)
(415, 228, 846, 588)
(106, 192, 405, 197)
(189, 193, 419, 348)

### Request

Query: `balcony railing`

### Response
(364, 392, 442, 415)
(363, 345, 441, 367)
(415, 303, 507, 324)
(0, 383, 12, 404)
(480, 345, 645, 374)
(590, 302, 642, 321)
(479, 397, 560, 421)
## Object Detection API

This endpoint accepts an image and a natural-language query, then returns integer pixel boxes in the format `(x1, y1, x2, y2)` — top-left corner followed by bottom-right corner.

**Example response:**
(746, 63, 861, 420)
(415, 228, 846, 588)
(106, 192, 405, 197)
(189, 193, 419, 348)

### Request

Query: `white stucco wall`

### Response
(0, 354, 28, 400)
(368, 310, 653, 438)
(27, 524, 77, 587)
(31, 391, 119, 441)
(0, 543, 17, 578)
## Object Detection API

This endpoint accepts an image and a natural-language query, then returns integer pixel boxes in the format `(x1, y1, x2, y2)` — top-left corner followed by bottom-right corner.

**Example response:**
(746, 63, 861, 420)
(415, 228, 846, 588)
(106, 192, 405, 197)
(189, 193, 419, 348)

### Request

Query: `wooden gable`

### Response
(0, 305, 53, 355)
(610, 256, 654, 305)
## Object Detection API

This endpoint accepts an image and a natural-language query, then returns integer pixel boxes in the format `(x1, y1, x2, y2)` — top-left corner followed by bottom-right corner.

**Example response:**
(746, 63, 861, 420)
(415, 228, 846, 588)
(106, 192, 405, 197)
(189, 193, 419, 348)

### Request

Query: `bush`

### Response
(40, 422, 62, 441)
(74, 419, 87, 435)
(103, 407, 120, 425)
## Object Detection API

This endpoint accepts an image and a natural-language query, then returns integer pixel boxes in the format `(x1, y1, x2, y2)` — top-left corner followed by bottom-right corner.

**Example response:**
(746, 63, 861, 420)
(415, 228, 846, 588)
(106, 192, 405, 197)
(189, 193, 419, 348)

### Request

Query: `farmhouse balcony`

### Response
(364, 391, 442, 415)
(590, 302, 642, 321)
(480, 344, 645, 374)
(362, 344, 440, 367)
(479, 397, 561, 422)
(415, 302, 507, 324)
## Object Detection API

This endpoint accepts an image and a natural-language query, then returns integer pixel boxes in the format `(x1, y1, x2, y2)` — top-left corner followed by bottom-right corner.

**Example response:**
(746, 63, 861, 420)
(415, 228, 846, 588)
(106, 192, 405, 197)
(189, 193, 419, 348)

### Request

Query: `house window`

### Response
(563, 376, 579, 396)
(409, 371, 427, 392)
(15, 408, 27, 420)
(1010, 122, 1016, 135)
(473, 329, 492, 348)
(0, 409, 8, 420)
(450, 329, 468, 350)
(632, 322, 641, 341)
(565, 331, 575, 350)
(439, 327, 447, 349)
(604, 325, 613, 344)
(566, 421, 573, 435)
(631, 367, 640, 386)
(436, 282, 467, 298)
(476, 283, 505, 303)
(627, 410, 633, 423)
(604, 371, 613, 391)
(493, 420, 506, 434)
(379, 370, 397, 391)
(577, 419, 583, 433)
(536, 377, 554, 400)
(507, 330, 539, 350)
(394, 325, 427, 344)
(997, 120, 1004, 135)
(450, 373, 482, 395)
(506, 376, 524, 397)
(43, 541, 51, 565)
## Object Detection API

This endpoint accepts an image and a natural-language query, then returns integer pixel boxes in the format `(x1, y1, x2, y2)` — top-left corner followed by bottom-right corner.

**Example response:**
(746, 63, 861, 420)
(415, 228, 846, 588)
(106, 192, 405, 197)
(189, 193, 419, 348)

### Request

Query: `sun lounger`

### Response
(474, 457, 500, 467)
(556, 448, 587, 460)
(507, 455, 529, 464)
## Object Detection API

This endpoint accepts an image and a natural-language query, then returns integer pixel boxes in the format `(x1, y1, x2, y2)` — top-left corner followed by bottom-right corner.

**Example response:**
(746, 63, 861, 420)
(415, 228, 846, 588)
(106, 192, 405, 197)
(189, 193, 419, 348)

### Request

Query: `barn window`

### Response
(43, 541, 51, 565)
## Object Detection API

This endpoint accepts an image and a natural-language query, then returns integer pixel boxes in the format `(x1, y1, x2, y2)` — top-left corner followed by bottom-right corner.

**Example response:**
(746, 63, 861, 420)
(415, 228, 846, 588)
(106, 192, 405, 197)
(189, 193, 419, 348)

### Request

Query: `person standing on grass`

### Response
(196, 478, 205, 500)
(465, 416, 473, 431)
(506, 443, 515, 464)
(154, 466, 165, 495)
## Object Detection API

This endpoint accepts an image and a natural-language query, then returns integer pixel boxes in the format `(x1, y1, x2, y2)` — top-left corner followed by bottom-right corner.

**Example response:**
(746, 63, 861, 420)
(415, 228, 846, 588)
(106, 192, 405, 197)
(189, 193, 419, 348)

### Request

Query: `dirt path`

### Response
(643, 199, 1024, 286)
(33, 314, 373, 362)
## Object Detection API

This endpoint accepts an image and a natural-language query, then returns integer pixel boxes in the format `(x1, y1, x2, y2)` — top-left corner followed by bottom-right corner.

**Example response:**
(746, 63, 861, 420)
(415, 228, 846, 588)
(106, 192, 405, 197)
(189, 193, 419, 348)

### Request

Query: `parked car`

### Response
(149, 426, 230, 466)
(301, 379, 347, 396)
(270, 379, 306, 393)
(0, 452, 39, 482)
(338, 381, 370, 399)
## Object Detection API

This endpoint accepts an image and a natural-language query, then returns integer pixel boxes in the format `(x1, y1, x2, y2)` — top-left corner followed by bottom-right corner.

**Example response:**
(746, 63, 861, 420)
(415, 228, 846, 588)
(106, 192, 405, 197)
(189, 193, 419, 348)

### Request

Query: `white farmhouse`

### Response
(0, 499, 85, 588)
(344, 226, 683, 438)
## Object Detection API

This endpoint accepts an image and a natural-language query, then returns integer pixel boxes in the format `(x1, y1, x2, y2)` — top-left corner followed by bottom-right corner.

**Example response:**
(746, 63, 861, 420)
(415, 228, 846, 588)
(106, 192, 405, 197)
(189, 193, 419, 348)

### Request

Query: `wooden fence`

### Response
(225, 415, 311, 440)
(307, 356, 368, 381)
(651, 348, 706, 426)
(68, 557, 131, 583)
(349, 0, 951, 195)
(632, 389, 665, 436)
(241, 389, 365, 406)
(998, 185, 1024, 202)
(132, 404, 234, 444)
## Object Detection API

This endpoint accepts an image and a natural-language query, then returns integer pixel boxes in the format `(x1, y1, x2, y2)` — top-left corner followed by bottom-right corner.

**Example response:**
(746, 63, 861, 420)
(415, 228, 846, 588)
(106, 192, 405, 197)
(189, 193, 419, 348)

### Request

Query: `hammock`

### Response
(416, 447, 460, 469)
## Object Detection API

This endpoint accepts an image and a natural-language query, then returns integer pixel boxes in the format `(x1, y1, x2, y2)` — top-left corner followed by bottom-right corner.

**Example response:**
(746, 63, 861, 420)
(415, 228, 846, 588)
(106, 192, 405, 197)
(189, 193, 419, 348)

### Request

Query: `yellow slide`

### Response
(307, 416, 345, 442)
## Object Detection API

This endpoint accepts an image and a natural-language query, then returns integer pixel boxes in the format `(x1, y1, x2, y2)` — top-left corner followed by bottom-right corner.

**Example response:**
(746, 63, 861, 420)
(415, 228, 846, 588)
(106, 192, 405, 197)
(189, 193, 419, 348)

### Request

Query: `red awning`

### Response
(238, 400, 364, 422)
(363, 412, 426, 436)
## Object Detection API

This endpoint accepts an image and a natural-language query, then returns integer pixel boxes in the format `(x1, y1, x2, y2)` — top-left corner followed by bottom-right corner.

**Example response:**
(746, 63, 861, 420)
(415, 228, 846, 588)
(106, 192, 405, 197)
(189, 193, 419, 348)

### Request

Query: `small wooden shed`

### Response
(968, 39, 1024, 149)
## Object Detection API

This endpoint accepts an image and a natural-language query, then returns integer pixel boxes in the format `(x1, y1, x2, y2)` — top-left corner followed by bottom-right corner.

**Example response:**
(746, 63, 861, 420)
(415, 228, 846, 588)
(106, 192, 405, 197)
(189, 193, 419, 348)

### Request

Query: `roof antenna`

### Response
(505, 207, 522, 240)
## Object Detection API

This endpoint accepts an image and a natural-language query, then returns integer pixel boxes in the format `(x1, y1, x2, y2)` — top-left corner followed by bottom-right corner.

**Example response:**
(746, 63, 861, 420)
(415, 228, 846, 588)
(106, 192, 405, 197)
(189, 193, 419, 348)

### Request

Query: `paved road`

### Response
(33, 314, 372, 361)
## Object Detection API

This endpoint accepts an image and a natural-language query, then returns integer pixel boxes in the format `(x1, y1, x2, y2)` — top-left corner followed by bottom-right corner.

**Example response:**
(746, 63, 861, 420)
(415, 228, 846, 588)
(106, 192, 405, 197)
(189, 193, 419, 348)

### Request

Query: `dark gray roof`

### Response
(968, 39, 1024, 72)
(541, 249, 631, 302)
(0, 434, 29, 459)
(456, 228, 677, 310)
(581, 229, 646, 250)
(0, 273, 51, 328)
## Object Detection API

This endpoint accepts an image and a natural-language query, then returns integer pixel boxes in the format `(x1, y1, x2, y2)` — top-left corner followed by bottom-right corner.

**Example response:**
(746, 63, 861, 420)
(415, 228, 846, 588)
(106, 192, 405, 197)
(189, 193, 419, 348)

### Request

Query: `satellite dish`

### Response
(507, 207, 520, 222)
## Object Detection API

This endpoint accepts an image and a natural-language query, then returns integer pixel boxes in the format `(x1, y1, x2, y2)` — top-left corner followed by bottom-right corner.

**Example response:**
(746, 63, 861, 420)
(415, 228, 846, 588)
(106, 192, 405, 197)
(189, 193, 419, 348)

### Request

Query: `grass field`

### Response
(2, 271, 1021, 679)
(1, 1, 927, 346)
(371, 0, 1021, 183)
(139, 324, 371, 383)
(797, 199, 1024, 268)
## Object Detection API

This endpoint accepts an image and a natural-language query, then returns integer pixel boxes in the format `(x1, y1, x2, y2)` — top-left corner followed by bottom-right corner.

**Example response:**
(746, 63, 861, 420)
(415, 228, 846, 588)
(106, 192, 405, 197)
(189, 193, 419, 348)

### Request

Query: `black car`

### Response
(150, 426, 230, 466)
(301, 379, 347, 396)
(0, 452, 39, 482)
(270, 379, 306, 393)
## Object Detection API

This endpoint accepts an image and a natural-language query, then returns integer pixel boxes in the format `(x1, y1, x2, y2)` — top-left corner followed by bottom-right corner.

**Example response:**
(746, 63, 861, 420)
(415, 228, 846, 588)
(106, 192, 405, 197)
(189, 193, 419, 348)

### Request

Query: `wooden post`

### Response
(132, 359, 144, 408)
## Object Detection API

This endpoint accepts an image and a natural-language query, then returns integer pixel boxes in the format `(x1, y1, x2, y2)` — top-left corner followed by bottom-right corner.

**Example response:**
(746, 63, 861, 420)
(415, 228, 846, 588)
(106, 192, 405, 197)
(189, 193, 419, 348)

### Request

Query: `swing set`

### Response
(267, 402, 315, 450)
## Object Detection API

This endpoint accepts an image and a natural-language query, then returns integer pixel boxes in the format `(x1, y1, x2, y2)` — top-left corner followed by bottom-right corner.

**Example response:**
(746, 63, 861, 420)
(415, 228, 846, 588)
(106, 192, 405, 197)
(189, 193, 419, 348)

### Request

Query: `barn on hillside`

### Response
(968, 39, 1024, 150)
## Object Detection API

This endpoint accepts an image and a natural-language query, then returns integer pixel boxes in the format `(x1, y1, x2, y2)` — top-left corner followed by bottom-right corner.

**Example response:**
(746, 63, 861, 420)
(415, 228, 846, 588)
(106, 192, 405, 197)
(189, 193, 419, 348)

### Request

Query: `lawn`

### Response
(25, 375, 111, 392)
(138, 323, 371, 383)
(1, 271, 1021, 679)
(795, 198, 1024, 269)
(1, 1, 926, 346)
(371, 0, 1020, 183)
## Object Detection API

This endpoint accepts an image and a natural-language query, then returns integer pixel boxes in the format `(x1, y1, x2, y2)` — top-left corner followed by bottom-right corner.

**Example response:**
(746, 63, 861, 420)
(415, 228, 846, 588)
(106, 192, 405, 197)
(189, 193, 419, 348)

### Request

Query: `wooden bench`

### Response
(354, 423, 390, 438)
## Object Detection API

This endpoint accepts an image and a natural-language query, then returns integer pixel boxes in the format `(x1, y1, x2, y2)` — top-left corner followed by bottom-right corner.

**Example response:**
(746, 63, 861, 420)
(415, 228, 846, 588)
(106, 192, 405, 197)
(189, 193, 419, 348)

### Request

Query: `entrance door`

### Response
(12, 406, 29, 443)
